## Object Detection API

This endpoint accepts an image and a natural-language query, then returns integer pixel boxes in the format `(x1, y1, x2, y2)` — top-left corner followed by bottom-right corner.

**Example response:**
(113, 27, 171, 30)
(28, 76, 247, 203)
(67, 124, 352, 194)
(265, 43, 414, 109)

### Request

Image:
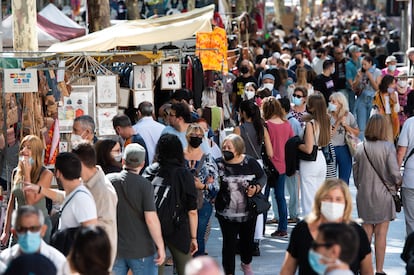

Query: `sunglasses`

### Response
(16, 225, 42, 234)
(292, 94, 304, 99)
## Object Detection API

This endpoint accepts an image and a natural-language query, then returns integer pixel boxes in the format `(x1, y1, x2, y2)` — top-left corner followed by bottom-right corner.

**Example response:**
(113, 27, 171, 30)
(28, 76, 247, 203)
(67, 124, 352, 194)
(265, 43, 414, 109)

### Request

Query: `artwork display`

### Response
(133, 90, 154, 108)
(97, 107, 118, 136)
(133, 65, 152, 90)
(161, 63, 181, 90)
(96, 75, 118, 104)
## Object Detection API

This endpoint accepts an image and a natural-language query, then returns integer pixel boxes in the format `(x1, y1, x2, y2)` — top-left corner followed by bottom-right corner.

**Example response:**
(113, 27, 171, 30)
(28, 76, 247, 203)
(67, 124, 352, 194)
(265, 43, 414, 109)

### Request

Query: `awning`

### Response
(47, 5, 214, 53)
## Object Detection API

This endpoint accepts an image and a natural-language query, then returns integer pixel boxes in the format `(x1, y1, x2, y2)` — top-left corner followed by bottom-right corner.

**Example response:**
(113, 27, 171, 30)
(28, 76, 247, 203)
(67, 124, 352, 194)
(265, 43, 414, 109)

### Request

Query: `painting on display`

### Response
(58, 85, 95, 132)
(97, 107, 118, 136)
(161, 63, 181, 90)
(133, 90, 154, 108)
(133, 65, 152, 90)
(96, 75, 118, 104)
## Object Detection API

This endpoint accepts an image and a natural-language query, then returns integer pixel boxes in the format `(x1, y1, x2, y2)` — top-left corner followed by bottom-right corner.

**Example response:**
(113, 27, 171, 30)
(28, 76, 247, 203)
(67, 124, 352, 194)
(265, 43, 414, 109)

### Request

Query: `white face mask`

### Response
(263, 83, 274, 91)
(244, 90, 255, 100)
(70, 134, 85, 147)
(112, 153, 122, 162)
(398, 80, 407, 88)
(204, 131, 209, 139)
(321, 201, 345, 221)
(328, 103, 337, 112)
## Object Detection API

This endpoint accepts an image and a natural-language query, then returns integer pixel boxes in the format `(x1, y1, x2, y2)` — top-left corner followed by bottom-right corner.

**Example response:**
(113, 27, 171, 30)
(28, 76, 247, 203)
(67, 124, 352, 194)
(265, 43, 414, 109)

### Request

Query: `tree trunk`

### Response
(187, 0, 195, 11)
(310, 0, 316, 18)
(87, 0, 111, 33)
(299, 0, 307, 28)
(235, 0, 246, 16)
(273, 0, 284, 25)
(13, 0, 38, 51)
(126, 0, 141, 19)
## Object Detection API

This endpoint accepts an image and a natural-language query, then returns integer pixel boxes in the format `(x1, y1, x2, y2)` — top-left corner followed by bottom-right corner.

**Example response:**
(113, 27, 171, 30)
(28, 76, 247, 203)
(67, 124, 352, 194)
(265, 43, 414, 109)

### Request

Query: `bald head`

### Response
(185, 256, 224, 275)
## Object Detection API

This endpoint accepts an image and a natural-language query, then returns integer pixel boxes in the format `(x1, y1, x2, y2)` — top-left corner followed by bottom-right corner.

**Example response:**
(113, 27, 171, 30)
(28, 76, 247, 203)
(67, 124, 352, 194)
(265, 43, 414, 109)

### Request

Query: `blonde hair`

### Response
(296, 67, 308, 86)
(186, 123, 204, 140)
(14, 135, 44, 186)
(329, 92, 349, 119)
(307, 178, 353, 223)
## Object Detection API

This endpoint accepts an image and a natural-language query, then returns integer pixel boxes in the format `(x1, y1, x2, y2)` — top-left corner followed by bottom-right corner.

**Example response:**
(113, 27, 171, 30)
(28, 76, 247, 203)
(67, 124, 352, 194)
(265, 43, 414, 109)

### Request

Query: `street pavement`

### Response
(165, 177, 407, 275)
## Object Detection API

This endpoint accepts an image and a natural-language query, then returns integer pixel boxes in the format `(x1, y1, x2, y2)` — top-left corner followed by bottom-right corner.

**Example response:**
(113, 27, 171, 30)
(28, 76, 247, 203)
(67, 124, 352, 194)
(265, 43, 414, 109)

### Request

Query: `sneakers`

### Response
(266, 218, 278, 224)
(288, 218, 299, 223)
(252, 242, 260, 257)
(241, 262, 253, 275)
(271, 230, 288, 238)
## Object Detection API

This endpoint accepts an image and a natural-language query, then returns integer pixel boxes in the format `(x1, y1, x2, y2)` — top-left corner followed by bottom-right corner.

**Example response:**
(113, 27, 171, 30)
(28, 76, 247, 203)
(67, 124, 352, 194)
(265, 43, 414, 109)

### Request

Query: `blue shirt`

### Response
(345, 58, 362, 90)
(161, 126, 211, 154)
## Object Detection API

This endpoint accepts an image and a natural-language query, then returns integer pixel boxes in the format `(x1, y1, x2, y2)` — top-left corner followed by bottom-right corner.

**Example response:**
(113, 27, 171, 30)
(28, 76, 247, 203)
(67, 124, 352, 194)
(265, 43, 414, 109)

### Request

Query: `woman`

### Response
(184, 123, 218, 257)
(328, 92, 360, 184)
(68, 226, 111, 275)
(353, 55, 382, 140)
(372, 75, 400, 143)
(353, 114, 402, 275)
(280, 178, 373, 275)
(290, 86, 308, 128)
(295, 67, 314, 96)
(1, 135, 53, 245)
(147, 134, 198, 275)
(298, 94, 331, 216)
(243, 82, 258, 101)
(94, 139, 122, 174)
(233, 100, 272, 254)
(215, 134, 266, 275)
(262, 97, 294, 237)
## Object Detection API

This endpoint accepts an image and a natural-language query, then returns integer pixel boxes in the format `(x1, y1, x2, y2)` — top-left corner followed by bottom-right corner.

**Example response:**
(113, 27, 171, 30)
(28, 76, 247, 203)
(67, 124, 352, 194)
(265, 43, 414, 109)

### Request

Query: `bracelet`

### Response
(38, 186, 42, 194)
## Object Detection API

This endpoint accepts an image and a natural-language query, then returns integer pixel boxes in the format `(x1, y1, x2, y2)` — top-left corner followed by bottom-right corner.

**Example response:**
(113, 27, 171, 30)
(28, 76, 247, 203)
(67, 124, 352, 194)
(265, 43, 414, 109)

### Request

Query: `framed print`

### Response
(96, 75, 118, 104)
(161, 63, 181, 90)
(97, 107, 118, 136)
(134, 65, 152, 90)
(133, 90, 154, 108)
(58, 85, 95, 132)
(4, 68, 38, 93)
(118, 88, 130, 108)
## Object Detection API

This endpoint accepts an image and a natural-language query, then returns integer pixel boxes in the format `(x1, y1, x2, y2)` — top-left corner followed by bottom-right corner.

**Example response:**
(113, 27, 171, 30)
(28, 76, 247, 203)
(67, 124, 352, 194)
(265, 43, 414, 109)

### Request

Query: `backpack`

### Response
(151, 168, 183, 238)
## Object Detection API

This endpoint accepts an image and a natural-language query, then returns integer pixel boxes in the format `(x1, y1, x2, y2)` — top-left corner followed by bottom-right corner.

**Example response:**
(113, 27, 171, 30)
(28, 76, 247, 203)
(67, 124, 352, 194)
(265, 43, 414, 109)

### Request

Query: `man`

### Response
(161, 102, 210, 153)
(71, 115, 97, 145)
(397, 115, 414, 235)
(310, 223, 359, 275)
(289, 50, 315, 83)
(0, 205, 67, 275)
(381, 55, 400, 77)
(54, 152, 97, 230)
(312, 48, 329, 75)
(133, 101, 165, 163)
(107, 143, 165, 275)
(345, 45, 362, 114)
(112, 114, 149, 168)
(185, 256, 224, 275)
(313, 59, 336, 106)
(72, 142, 118, 266)
(232, 59, 257, 120)
(170, 89, 199, 121)
(261, 73, 280, 98)
(406, 47, 414, 84)
(332, 46, 348, 106)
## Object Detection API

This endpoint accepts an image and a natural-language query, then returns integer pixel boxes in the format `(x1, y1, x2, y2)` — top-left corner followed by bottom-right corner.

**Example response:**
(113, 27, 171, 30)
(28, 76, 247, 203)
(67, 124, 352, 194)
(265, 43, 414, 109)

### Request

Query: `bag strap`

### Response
(59, 189, 89, 216)
(363, 143, 394, 195)
(242, 124, 261, 159)
(405, 148, 414, 162)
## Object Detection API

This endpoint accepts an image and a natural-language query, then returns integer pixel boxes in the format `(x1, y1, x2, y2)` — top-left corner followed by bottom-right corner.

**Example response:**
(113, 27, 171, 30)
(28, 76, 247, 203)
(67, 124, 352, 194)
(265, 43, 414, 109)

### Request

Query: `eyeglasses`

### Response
(16, 225, 42, 234)
(311, 241, 334, 250)
(292, 94, 304, 99)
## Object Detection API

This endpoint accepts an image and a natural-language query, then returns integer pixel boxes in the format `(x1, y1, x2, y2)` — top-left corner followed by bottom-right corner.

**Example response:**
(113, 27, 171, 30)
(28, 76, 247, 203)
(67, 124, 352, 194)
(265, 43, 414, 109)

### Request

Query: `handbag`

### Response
(363, 144, 402, 212)
(247, 192, 271, 216)
(345, 131, 361, 156)
(298, 121, 318, 161)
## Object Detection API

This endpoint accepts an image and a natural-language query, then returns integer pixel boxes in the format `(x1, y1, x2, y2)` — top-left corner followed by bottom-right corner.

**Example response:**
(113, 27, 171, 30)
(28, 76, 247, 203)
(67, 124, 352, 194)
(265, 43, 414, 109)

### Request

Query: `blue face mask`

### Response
(308, 249, 328, 275)
(18, 230, 42, 253)
(292, 96, 302, 106)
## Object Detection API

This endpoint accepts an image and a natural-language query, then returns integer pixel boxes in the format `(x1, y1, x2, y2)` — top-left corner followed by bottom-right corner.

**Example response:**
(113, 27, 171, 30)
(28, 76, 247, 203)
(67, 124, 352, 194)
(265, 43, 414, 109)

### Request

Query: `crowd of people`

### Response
(2, 4, 414, 275)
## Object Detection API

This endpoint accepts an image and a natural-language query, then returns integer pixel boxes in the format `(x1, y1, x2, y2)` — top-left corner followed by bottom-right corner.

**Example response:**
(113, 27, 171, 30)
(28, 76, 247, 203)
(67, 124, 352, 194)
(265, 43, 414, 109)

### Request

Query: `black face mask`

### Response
(240, 66, 249, 74)
(222, 150, 235, 161)
(189, 137, 203, 148)
(295, 58, 301, 65)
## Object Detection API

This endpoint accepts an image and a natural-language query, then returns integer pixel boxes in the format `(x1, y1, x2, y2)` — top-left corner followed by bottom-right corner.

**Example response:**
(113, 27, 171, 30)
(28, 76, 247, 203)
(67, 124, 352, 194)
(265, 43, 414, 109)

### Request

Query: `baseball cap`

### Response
(349, 45, 361, 54)
(123, 143, 146, 167)
(385, 55, 397, 63)
(406, 47, 414, 56)
(262, 74, 275, 81)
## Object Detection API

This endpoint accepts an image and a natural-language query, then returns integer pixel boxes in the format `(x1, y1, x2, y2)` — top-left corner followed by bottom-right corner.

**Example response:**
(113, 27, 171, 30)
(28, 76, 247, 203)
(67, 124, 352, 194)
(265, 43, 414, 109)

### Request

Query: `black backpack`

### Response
(152, 174, 182, 238)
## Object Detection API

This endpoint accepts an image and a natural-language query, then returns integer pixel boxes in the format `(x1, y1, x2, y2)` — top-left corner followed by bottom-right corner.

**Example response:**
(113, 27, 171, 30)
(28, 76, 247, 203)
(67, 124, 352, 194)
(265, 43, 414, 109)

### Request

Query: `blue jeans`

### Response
(113, 255, 157, 275)
(285, 173, 299, 218)
(334, 145, 352, 185)
(355, 90, 374, 140)
(195, 199, 213, 256)
(265, 174, 287, 231)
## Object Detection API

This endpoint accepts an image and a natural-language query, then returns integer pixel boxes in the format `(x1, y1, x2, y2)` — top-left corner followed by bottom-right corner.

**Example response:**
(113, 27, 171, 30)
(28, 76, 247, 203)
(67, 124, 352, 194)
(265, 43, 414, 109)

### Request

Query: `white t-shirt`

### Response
(59, 185, 97, 230)
(398, 116, 414, 188)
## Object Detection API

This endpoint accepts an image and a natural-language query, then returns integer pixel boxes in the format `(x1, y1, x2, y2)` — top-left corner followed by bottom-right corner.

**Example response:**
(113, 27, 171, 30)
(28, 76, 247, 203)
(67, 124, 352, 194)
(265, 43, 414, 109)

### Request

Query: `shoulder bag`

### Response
(363, 143, 402, 212)
(298, 121, 318, 161)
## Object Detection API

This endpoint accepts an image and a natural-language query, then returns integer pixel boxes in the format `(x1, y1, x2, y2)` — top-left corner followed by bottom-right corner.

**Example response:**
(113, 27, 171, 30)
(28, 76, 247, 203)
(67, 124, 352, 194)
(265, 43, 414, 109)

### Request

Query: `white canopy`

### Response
(47, 5, 214, 53)
(39, 3, 84, 30)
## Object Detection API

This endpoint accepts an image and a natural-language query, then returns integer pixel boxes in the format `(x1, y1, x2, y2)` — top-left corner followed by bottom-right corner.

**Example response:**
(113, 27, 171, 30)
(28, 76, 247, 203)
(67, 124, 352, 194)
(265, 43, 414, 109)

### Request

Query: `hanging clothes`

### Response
(196, 27, 228, 73)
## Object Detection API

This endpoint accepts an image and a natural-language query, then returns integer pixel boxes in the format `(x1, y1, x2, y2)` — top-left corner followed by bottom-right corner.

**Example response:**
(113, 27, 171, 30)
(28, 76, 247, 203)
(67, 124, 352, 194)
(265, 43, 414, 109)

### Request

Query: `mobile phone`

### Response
(361, 67, 366, 73)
